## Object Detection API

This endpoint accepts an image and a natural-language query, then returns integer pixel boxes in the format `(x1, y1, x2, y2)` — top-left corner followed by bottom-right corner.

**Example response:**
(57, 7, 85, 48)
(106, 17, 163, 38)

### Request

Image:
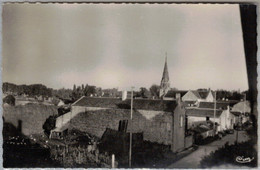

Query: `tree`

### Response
(139, 87, 150, 98)
(42, 115, 57, 136)
(73, 84, 76, 92)
(96, 87, 102, 97)
(3, 95, 15, 106)
(84, 85, 96, 96)
(149, 84, 160, 98)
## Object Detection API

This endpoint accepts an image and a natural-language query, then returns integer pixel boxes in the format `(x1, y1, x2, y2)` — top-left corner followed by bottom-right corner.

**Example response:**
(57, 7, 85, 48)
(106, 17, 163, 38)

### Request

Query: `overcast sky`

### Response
(2, 3, 248, 91)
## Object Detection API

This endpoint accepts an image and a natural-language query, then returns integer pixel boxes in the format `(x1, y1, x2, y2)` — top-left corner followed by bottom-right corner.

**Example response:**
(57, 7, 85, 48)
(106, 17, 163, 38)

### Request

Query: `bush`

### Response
(3, 95, 15, 106)
(200, 140, 257, 168)
(42, 115, 57, 136)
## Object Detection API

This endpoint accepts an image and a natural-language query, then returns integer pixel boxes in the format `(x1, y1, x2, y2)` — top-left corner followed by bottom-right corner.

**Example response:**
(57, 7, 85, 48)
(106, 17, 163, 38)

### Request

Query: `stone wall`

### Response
(3, 104, 58, 136)
(68, 108, 173, 145)
(172, 104, 186, 152)
(184, 135, 193, 148)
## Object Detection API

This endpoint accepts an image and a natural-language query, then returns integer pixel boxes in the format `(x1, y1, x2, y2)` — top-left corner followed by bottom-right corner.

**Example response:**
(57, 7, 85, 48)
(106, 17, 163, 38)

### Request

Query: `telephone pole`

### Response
(213, 91, 217, 134)
(129, 87, 134, 168)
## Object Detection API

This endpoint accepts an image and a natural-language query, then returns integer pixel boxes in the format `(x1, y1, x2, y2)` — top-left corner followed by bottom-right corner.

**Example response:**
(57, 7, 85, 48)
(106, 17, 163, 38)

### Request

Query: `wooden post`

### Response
(112, 154, 115, 168)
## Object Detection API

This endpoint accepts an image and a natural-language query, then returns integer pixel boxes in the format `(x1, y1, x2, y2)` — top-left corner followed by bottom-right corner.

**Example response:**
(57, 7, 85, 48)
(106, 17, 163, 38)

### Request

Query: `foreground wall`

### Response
(68, 108, 173, 145)
(3, 104, 58, 136)
(172, 104, 186, 152)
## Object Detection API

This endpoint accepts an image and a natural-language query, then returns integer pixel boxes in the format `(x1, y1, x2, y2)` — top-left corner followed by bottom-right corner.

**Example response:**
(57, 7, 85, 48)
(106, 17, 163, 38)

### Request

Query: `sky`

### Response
(2, 3, 249, 91)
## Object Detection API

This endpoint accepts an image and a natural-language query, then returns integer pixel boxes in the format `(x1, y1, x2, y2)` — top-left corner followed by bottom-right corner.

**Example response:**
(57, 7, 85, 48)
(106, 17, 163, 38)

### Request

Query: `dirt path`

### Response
(167, 131, 249, 168)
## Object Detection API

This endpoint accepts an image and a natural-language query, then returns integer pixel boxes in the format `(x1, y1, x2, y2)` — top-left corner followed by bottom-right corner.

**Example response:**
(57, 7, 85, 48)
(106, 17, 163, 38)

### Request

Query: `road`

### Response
(167, 131, 249, 168)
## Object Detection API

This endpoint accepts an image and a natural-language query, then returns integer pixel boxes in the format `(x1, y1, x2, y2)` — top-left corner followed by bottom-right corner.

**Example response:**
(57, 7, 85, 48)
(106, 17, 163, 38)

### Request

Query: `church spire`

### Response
(159, 53, 170, 98)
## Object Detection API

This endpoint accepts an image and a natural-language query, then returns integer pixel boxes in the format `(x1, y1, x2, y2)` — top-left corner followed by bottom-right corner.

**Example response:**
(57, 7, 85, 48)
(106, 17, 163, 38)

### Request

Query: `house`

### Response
(51, 96, 193, 153)
(182, 90, 202, 102)
(185, 103, 236, 132)
(182, 89, 215, 102)
(202, 90, 215, 102)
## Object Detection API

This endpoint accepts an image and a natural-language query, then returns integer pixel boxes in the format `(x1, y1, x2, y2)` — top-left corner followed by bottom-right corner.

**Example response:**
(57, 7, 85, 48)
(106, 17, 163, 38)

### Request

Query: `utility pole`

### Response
(213, 91, 217, 134)
(129, 87, 134, 168)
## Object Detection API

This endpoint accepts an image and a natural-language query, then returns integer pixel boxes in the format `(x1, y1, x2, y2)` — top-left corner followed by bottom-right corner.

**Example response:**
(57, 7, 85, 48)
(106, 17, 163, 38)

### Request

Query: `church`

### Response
(159, 56, 170, 98)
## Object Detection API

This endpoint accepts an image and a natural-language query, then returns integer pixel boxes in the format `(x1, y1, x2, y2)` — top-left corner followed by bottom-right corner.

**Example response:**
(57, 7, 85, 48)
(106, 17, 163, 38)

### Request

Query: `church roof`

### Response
(160, 57, 170, 84)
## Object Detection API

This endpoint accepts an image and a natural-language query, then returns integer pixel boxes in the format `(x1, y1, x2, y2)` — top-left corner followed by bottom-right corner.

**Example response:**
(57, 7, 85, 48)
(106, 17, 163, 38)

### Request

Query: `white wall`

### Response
(187, 116, 206, 129)
(205, 92, 214, 102)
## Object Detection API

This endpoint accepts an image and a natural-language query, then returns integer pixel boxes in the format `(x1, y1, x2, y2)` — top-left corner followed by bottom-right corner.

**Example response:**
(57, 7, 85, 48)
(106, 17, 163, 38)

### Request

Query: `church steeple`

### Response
(159, 53, 170, 98)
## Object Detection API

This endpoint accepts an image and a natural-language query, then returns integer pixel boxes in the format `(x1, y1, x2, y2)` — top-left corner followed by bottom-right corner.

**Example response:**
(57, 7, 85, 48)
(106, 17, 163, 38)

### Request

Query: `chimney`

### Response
(176, 93, 182, 105)
(122, 90, 127, 101)
(176, 93, 181, 100)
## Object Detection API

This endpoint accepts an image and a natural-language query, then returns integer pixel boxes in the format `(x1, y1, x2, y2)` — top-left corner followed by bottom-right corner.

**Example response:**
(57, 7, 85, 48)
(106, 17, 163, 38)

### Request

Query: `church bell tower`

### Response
(159, 54, 170, 98)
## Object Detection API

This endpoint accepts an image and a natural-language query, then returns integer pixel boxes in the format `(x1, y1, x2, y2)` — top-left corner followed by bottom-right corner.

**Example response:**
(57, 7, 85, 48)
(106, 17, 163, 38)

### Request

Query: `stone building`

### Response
(51, 96, 193, 153)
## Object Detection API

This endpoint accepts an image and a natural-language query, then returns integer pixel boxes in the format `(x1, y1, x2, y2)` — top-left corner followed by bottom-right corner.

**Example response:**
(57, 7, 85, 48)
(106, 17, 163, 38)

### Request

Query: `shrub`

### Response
(200, 140, 257, 168)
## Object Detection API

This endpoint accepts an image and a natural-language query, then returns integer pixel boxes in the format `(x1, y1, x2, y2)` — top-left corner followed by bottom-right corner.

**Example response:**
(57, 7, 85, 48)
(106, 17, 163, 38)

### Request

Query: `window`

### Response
(180, 115, 183, 128)
(118, 120, 128, 132)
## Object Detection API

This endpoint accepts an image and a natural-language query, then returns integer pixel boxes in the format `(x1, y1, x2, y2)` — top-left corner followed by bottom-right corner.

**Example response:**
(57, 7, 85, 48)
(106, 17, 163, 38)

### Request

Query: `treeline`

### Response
(216, 90, 248, 101)
(3, 82, 52, 96)
(3, 82, 248, 101)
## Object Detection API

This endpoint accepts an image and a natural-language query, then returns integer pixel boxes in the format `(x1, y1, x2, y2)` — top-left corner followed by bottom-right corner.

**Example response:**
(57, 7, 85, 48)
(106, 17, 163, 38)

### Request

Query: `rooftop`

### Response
(72, 96, 177, 112)
(186, 108, 223, 118)
(198, 101, 230, 110)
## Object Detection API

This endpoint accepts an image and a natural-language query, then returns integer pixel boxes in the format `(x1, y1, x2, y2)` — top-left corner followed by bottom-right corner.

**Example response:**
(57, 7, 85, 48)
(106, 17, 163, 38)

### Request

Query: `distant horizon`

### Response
(3, 4, 249, 91)
(2, 81, 248, 92)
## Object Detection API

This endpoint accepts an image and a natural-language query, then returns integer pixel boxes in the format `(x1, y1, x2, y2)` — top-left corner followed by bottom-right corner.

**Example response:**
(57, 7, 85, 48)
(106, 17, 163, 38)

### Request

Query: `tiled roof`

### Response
(72, 97, 177, 112)
(232, 101, 251, 113)
(198, 102, 230, 110)
(191, 90, 201, 99)
(198, 91, 209, 99)
(164, 90, 188, 98)
(186, 108, 223, 118)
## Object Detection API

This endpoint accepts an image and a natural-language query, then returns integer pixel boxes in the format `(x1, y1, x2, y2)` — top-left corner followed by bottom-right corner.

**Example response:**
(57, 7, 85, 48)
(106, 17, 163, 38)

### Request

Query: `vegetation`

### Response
(3, 95, 16, 106)
(200, 127, 257, 168)
(216, 89, 248, 101)
(42, 115, 58, 136)
(3, 82, 248, 101)
(149, 84, 160, 98)
(200, 140, 257, 168)
(3, 82, 52, 97)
